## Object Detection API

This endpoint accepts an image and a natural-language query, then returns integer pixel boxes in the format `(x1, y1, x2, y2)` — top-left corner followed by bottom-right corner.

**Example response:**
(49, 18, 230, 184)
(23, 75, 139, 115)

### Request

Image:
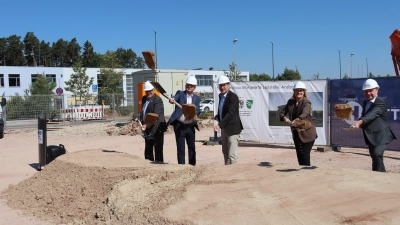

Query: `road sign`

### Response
(92, 84, 98, 91)
(55, 87, 64, 96)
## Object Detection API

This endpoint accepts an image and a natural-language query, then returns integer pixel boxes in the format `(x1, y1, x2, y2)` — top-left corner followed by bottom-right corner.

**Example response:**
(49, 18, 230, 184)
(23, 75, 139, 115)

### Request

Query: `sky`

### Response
(1, 0, 399, 80)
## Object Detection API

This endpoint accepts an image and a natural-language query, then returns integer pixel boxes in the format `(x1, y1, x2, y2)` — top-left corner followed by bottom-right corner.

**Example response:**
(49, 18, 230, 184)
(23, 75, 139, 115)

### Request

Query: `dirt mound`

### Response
(1, 149, 206, 224)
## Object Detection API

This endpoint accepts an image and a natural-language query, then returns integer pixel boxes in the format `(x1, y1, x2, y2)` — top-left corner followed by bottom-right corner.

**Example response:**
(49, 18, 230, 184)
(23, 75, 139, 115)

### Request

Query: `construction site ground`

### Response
(1, 119, 400, 225)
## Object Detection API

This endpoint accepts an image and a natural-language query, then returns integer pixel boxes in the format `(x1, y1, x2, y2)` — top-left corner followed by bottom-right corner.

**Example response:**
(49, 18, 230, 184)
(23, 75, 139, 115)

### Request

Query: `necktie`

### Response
(141, 99, 150, 120)
(219, 95, 225, 121)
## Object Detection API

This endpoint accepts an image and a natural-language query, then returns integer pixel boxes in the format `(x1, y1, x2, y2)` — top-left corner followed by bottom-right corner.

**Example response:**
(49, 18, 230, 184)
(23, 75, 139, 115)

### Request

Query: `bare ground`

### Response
(1, 120, 400, 225)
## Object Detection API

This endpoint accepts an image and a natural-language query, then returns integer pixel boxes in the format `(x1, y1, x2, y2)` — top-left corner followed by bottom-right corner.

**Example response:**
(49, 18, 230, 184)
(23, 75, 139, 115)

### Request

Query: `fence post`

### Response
(112, 93, 115, 120)
(38, 114, 47, 171)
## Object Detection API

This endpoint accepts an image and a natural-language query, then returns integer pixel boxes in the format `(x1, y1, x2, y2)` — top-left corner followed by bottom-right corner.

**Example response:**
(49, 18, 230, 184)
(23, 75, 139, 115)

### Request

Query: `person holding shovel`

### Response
(167, 76, 201, 166)
(351, 79, 396, 172)
(280, 81, 317, 166)
(138, 81, 166, 162)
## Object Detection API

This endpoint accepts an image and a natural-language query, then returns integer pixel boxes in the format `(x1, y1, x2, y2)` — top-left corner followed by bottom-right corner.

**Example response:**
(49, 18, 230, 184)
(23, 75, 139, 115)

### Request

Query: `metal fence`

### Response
(1, 93, 134, 122)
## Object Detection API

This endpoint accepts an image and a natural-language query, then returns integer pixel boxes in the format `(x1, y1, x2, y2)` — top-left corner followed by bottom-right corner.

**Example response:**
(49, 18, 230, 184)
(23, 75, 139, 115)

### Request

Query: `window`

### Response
(31, 74, 38, 83)
(0, 74, 4, 87)
(9, 74, 20, 87)
(46, 74, 56, 84)
(31, 74, 56, 85)
(195, 75, 214, 86)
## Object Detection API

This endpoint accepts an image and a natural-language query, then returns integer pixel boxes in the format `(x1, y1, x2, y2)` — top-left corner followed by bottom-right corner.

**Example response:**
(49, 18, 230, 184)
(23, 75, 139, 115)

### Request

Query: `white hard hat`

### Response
(362, 79, 379, 90)
(143, 81, 154, 91)
(186, 76, 197, 85)
(218, 75, 230, 84)
(293, 81, 307, 90)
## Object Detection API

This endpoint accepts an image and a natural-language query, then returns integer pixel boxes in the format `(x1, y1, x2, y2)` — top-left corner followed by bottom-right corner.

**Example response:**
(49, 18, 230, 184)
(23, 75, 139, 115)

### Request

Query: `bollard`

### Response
(38, 114, 47, 171)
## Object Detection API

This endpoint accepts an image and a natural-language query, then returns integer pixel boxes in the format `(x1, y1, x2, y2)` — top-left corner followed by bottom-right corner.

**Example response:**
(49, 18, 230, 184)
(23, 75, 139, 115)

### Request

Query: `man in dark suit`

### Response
(352, 79, 397, 172)
(214, 75, 243, 165)
(139, 81, 166, 162)
(167, 76, 201, 165)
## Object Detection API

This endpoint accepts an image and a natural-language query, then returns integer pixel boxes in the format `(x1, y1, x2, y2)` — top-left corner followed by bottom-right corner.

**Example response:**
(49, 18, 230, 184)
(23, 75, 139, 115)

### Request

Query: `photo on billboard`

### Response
(268, 92, 323, 127)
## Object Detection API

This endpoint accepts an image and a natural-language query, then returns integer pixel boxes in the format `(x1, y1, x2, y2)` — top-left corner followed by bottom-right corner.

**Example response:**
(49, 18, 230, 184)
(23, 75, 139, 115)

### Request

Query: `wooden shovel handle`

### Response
(161, 93, 182, 108)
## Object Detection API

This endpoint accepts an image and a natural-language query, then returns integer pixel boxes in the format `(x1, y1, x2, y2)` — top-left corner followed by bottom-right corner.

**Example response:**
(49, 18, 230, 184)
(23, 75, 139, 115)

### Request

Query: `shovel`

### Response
(151, 81, 200, 131)
(151, 81, 182, 108)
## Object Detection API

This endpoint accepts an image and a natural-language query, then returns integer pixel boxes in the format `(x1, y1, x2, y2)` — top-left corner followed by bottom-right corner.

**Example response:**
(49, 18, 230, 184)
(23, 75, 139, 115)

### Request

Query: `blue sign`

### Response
(329, 77, 400, 151)
(55, 87, 64, 95)
(92, 84, 98, 91)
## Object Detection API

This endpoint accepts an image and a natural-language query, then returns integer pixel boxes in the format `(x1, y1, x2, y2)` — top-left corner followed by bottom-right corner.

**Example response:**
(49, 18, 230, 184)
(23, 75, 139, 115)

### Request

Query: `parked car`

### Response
(200, 98, 214, 112)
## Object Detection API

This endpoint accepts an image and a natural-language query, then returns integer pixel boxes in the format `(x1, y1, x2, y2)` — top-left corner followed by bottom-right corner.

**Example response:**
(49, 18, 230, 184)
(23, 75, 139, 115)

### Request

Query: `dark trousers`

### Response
(174, 122, 196, 165)
(293, 131, 314, 166)
(368, 144, 387, 172)
(144, 132, 164, 162)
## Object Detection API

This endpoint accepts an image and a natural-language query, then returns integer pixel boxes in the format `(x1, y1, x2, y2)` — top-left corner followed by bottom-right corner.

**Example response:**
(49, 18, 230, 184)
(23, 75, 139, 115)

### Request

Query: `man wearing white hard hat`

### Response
(351, 79, 396, 172)
(167, 76, 201, 165)
(280, 81, 317, 166)
(214, 75, 243, 165)
(139, 81, 167, 162)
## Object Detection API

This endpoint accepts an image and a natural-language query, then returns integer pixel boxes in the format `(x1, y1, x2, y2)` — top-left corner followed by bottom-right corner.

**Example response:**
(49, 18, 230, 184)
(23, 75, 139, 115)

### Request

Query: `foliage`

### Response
(276, 67, 301, 80)
(367, 72, 375, 78)
(312, 73, 320, 80)
(0, 32, 143, 68)
(65, 62, 94, 105)
(223, 62, 242, 81)
(24, 72, 56, 95)
(249, 73, 272, 81)
(343, 73, 350, 79)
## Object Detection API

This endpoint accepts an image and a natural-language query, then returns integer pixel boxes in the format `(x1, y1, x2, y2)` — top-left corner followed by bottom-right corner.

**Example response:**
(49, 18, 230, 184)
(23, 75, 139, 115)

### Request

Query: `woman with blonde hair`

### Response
(280, 81, 317, 166)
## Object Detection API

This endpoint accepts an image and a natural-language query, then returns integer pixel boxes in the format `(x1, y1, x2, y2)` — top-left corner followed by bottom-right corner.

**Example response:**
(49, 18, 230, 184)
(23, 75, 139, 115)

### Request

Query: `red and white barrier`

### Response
(60, 105, 105, 121)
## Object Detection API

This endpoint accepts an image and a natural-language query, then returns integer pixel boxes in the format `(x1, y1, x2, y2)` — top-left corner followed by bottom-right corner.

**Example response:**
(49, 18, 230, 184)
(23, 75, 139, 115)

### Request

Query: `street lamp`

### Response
(365, 58, 368, 77)
(271, 42, 275, 80)
(350, 53, 355, 78)
(153, 30, 157, 70)
(233, 39, 238, 81)
(338, 50, 342, 79)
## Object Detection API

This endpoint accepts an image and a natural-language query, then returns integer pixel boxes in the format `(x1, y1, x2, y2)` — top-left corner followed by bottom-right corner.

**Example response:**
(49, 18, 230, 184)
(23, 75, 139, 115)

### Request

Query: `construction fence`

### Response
(1, 93, 134, 121)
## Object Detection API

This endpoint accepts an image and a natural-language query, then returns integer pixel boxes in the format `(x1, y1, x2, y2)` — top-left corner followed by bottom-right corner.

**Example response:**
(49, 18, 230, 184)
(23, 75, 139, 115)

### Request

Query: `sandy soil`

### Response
(1, 120, 400, 225)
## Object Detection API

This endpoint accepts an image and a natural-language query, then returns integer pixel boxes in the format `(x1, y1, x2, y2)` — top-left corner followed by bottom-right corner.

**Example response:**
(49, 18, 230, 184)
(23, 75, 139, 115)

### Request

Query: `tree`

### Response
(52, 38, 68, 67)
(135, 56, 146, 68)
(116, 47, 137, 68)
(0, 37, 7, 66)
(276, 67, 301, 80)
(367, 72, 375, 78)
(249, 73, 272, 81)
(223, 62, 242, 81)
(5, 35, 26, 66)
(23, 32, 40, 67)
(65, 38, 81, 67)
(24, 72, 56, 95)
(65, 62, 94, 105)
(312, 73, 320, 80)
(39, 41, 52, 67)
(343, 73, 350, 79)
(98, 51, 124, 94)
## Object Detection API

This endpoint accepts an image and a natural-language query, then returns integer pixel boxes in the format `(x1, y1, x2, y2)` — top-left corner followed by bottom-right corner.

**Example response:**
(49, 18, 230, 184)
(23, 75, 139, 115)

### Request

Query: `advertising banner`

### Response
(214, 80, 328, 145)
(330, 77, 400, 151)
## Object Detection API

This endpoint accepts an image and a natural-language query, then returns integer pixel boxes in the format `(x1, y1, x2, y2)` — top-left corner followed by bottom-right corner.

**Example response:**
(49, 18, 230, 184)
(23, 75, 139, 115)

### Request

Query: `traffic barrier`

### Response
(60, 105, 104, 121)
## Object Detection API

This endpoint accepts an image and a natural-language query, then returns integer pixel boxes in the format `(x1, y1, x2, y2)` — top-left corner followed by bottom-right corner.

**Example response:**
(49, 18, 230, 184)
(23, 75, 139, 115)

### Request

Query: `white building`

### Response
(0, 66, 249, 116)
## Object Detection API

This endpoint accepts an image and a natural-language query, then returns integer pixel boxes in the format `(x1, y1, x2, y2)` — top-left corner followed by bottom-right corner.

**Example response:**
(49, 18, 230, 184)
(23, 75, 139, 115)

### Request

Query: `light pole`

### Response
(153, 30, 157, 70)
(233, 39, 238, 81)
(338, 50, 342, 79)
(365, 58, 368, 77)
(271, 42, 275, 80)
(350, 53, 355, 78)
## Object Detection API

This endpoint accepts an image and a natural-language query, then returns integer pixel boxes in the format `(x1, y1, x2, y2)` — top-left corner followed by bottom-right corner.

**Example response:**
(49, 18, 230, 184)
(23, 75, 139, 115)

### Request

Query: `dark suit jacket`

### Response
(279, 98, 317, 143)
(167, 90, 201, 128)
(360, 96, 396, 146)
(140, 94, 166, 136)
(215, 90, 243, 136)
